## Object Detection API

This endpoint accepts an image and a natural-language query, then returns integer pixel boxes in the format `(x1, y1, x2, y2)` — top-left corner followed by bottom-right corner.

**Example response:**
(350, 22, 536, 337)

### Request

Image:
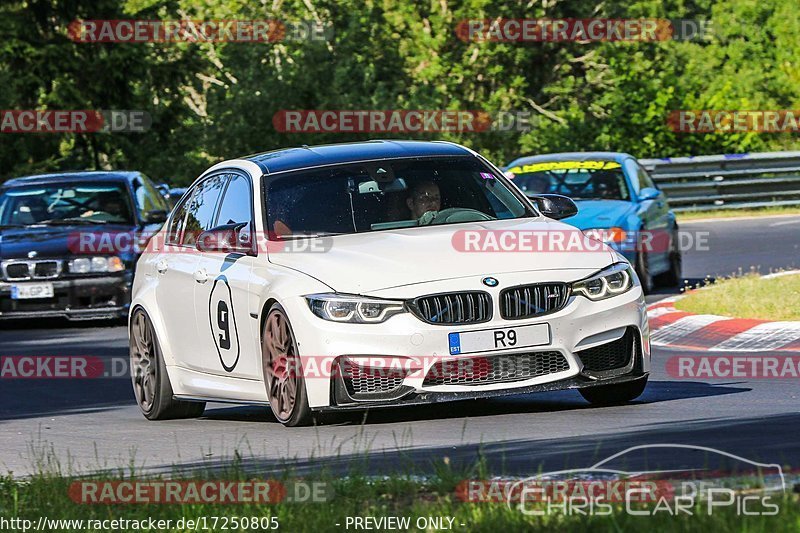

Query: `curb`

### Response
(646, 276, 800, 352)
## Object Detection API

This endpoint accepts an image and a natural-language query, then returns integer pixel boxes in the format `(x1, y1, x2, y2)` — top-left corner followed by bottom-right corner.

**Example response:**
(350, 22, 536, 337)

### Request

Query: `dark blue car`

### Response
(0, 171, 169, 320)
(504, 152, 682, 292)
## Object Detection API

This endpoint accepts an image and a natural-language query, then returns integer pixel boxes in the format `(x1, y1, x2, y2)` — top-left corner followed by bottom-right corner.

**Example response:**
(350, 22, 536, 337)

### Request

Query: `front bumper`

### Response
(285, 279, 650, 409)
(324, 369, 648, 412)
(0, 274, 131, 321)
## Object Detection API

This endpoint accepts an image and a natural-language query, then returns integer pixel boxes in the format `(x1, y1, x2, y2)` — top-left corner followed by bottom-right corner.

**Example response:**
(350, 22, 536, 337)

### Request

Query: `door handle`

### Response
(194, 269, 208, 284)
(155, 259, 168, 274)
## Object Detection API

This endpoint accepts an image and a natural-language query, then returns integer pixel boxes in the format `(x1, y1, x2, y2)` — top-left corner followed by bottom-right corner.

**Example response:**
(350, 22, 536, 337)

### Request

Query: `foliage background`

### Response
(1, 0, 798, 185)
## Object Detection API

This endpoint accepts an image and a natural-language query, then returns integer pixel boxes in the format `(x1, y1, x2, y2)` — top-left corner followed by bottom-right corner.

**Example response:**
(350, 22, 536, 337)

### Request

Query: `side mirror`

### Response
(142, 210, 168, 224)
(638, 187, 660, 201)
(196, 222, 254, 255)
(530, 194, 578, 220)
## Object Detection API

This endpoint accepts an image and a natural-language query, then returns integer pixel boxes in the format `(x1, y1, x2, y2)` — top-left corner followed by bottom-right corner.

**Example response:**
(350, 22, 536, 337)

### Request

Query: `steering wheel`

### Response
(418, 207, 495, 225)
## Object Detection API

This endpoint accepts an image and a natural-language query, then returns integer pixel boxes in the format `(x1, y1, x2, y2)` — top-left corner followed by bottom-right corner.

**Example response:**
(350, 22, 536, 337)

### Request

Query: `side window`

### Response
(134, 175, 169, 216)
(166, 191, 193, 245)
(636, 164, 657, 190)
(215, 174, 253, 226)
(181, 174, 228, 246)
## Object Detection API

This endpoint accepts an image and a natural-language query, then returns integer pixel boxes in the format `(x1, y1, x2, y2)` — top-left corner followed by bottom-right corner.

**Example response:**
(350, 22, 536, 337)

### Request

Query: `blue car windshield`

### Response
(507, 160, 630, 201)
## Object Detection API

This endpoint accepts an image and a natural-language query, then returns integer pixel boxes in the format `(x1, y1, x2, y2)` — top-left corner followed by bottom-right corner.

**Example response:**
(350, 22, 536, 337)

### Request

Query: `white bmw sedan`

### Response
(130, 140, 650, 426)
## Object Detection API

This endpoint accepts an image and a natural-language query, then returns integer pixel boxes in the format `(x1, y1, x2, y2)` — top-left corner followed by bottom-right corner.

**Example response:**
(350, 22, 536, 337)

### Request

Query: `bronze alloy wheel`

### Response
(130, 310, 157, 413)
(261, 304, 311, 426)
(129, 308, 205, 420)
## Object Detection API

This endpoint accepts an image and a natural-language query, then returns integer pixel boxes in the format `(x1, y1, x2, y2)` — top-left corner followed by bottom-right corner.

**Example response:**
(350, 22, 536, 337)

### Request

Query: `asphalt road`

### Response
(1, 215, 799, 478)
(678, 214, 800, 279)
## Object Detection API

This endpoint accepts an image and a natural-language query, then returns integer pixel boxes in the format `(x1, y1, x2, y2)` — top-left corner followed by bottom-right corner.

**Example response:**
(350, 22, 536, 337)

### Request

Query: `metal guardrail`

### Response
(639, 151, 800, 212)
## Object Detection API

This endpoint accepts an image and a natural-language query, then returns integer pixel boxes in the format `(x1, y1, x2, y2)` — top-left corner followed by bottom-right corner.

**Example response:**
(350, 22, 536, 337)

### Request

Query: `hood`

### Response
(268, 218, 617, 294)
(562, 200, 635, 230)
(0, 223, 137, 260)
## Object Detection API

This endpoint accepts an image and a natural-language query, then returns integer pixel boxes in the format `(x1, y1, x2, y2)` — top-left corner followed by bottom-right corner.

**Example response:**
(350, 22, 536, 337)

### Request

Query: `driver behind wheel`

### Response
(406, 180, 441, 221)
(80, 191, 131, 222)
(592, 172, 622, 200)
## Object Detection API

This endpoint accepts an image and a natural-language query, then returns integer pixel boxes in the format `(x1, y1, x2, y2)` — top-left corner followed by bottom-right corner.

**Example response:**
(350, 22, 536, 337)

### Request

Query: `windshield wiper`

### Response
(37, 218, 109, 225)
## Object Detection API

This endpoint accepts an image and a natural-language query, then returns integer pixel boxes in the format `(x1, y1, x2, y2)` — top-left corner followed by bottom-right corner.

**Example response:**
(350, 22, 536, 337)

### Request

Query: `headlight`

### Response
(572, 263, 635, 300)
(69, 256, 125, 274)
(305, 293, 406, 323)
(583, 227, 628, 244)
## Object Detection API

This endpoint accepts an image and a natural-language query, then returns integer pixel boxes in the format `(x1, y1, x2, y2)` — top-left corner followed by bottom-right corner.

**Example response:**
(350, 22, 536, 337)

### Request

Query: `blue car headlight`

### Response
(583, 227, 628, 244)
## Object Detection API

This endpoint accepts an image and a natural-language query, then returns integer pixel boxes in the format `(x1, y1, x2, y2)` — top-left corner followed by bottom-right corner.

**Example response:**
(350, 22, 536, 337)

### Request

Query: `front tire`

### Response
(635, 250, 654, 294)
(579, 376, 648, 406)
(654, 230, 683, 288)
(129, 308, 206, 420)
(261, 304, 312, 427)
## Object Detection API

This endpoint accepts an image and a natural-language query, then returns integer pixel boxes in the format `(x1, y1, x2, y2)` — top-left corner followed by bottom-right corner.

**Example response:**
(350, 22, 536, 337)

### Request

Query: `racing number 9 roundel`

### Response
(208, 275, 240, 372)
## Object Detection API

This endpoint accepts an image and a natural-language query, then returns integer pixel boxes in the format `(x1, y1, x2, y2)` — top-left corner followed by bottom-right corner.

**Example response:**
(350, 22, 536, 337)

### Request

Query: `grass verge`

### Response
(676, 205, 800, 222)
(676, 273, 800, 321)
(1, 472, 798, 533)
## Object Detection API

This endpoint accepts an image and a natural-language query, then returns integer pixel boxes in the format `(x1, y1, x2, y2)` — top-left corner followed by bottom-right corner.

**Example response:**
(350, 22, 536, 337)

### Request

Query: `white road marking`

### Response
(650, 314, 726, 346)
(761, 269, 800, 279)
(710, 322, 800, 352)
(646, 306, 679, 319)
(769, 219, 800, 227)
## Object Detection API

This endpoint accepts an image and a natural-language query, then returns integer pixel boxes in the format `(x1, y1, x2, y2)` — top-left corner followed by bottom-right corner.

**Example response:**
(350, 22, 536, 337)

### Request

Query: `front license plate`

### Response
(11, 282, 54, 299)
(448, 323, 550, 355)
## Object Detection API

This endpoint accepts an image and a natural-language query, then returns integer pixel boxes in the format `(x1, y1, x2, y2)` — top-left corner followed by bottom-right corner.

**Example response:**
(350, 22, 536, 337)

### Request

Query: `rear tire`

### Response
(129, 308, 206, 420)
(579, 376, 648, 406)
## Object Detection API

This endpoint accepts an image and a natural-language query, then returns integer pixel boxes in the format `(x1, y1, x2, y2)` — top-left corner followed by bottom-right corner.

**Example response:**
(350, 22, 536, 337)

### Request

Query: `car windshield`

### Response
(506, 160, 631, 201)
(0, 182, 135, 226)
(266, 157, 531, 239)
